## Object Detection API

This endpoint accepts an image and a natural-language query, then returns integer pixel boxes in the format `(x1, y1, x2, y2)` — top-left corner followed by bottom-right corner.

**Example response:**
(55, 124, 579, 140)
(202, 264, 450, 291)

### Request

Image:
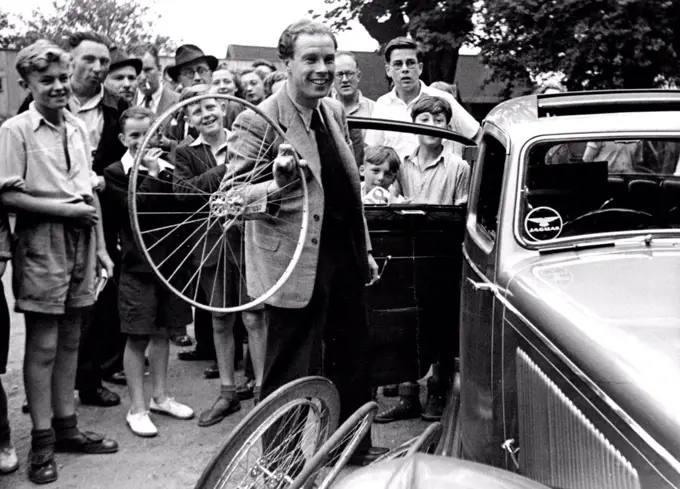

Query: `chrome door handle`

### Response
(466, 277, 497, 292)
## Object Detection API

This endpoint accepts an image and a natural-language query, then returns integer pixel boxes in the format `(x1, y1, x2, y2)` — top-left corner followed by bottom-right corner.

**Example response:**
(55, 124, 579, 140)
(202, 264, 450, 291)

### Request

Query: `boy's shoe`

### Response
(374, 397, 421, 424)
(237, 379, 256, 400)
(177, 348, 215, 361)
(198, 396, 241, 427)
(126, 411, 158, 437)
(104, 370, 127, 386)
(27, 449, 57, 484)
(421, 393, 445, 422)
(172, 335, 193, 347)
(382, 384, 399, 397)
(55, 431, 118, 454)
(203, 363, 219, 379)
(150, 397, 194, 420)
(79, 387, 121, 407)
(0, 446, 18, 474)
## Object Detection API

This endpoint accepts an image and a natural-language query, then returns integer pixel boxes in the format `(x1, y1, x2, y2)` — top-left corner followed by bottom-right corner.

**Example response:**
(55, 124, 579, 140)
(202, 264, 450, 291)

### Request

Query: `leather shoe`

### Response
(382, 384, 399, 397)
(374, 398, 421, 424)
(178, 348, 215, 361)
(421, 393, 444, 422)
(172, 334, 193, 347)
(237, 379, 255, 400)
(204, 363, 219, 379)
(348, 446, 390, 466)
(27, 449, 57, 485)
(55, 430, 118, 454)
(104, 370, 127, 386)
(198, 396, 240, 427)
(79, 387, 121, 407)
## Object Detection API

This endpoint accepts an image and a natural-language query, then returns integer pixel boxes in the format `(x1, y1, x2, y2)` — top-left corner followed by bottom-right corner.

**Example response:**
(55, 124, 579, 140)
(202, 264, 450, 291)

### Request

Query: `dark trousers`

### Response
(261, 229, 372, 446)
(193, 287, 216, 359)
(76, 265, 123, 392)
(0, 281, 9, 447)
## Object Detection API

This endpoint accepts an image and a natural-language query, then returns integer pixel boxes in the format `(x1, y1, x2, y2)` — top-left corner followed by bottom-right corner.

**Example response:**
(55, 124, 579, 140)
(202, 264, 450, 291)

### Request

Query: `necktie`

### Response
(310, 109, 353, 224)
(143, 94, 153, 109)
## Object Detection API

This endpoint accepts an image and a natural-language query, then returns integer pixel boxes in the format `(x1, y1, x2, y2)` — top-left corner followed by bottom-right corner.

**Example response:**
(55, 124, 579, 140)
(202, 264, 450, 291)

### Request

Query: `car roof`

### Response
(485, 90, 680, 145)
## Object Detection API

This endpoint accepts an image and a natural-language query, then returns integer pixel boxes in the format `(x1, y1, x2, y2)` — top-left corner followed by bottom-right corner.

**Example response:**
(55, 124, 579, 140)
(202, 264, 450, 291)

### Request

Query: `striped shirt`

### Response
(395, 147, 470, 205)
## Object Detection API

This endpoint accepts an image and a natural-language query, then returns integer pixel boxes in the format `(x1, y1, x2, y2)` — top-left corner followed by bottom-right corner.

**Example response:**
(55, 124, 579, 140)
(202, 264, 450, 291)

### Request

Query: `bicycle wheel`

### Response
(195, 376, 341, 489)
(293, 401, 378, 489)
(405, 421, 443, 456)
(128, 93, 309, 313)
(370, 437, 416, 464)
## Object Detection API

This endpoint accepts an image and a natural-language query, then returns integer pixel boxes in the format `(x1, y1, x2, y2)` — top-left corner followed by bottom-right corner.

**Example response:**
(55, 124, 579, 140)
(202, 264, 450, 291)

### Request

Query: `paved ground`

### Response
(1, 264, 430, 488)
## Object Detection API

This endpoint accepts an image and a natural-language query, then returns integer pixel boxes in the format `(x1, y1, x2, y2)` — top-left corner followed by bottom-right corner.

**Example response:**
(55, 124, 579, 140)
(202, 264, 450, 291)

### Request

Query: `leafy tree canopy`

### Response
(475, 0, 680, 91)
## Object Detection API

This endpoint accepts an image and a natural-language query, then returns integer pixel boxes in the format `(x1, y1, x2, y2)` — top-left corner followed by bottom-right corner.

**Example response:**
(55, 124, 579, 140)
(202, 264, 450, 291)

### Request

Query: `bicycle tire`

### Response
(292, 401, 378, 489)
(129, 93, 309, 313)
(195, 376, 340, 489)
(406, 421, 443, 456)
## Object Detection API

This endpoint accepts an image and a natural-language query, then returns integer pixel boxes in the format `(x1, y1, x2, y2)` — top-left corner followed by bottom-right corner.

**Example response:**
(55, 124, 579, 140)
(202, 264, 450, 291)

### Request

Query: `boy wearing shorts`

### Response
(0, 205, 17, 475)
(0, 40, 117, 484)
(173, 85, 266, 427)
(360, 145, 406, 205)
(104, 107, 195, 437)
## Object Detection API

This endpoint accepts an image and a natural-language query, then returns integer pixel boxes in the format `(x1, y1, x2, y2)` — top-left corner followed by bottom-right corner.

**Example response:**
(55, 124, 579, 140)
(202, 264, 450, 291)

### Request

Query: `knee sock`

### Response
(52, 414, 79, 439)
(31, 428, 56, 456)
(220, 385, 236, 401)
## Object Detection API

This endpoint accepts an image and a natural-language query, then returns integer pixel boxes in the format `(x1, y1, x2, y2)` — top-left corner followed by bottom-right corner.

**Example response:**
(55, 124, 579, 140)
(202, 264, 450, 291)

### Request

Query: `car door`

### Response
(443, 129, 509, 465)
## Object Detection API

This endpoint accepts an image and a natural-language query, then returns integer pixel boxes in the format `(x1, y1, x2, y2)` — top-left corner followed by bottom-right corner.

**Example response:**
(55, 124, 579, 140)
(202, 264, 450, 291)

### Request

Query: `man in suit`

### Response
(224, 19, 387, 465)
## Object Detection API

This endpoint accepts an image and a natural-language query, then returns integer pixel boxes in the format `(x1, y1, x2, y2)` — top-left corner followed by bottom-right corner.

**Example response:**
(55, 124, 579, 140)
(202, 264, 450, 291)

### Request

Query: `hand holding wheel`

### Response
(272, 143, 308, 191)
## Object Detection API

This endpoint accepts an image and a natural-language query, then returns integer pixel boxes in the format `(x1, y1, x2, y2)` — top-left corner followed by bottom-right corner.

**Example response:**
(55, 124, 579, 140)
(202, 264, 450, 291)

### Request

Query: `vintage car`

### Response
(432, 90, 680, 489)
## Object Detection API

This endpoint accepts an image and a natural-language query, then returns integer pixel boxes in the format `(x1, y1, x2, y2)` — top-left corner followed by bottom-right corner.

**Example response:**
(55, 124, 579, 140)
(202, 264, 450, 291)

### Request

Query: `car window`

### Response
(521, 138, 680, 243)
(475, 134, 507, 239)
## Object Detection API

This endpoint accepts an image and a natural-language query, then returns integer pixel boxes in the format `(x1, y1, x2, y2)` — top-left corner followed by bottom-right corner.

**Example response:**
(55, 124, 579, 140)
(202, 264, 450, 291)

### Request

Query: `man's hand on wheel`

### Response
(272, 144, 307, 191)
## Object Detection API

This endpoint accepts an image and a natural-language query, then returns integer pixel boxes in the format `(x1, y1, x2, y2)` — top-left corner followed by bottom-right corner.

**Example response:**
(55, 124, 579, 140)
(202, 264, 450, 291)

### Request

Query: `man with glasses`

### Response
(333, 51, 374, 167)
(365, 37, 479, 159)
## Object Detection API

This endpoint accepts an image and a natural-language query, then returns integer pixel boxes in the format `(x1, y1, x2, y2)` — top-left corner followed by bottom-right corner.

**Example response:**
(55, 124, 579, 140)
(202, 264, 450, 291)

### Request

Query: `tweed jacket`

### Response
(224, 85, 371, 308)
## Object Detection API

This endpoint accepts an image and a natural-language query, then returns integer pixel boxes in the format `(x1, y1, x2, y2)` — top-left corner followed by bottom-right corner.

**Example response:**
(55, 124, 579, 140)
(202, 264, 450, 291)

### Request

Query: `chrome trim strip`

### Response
(462, 246, 680, 479)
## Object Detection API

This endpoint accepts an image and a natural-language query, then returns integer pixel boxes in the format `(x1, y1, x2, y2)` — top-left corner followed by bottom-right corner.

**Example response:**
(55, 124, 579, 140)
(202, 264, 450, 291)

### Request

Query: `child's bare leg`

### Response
(242, 310, 266, 386)
(124, 336, 150, 414)
(24, 313, 59, 430)
(148, 336, 169, 402)
(52, 309, 84, 419)
(213, 315, 236, 386)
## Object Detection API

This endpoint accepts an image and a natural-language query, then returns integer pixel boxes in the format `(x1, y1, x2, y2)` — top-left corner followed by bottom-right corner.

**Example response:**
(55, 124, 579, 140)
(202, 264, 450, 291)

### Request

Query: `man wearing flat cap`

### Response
(105, 47, 142, 104)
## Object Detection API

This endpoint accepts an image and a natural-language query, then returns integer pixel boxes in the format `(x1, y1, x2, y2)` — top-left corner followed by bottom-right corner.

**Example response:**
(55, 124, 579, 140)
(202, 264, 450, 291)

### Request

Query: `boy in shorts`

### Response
(0, 205, 17, 475)
(360, 145, 406, 205)
(104, 107, 195, 437)
(0, 39, 117, 484)
(173, 86, 266, 427)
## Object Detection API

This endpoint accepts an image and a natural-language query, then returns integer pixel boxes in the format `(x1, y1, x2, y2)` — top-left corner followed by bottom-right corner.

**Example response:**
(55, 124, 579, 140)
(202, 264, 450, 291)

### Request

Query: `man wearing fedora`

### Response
(105, 47, 142, 104)
(165, 44, 217, 144)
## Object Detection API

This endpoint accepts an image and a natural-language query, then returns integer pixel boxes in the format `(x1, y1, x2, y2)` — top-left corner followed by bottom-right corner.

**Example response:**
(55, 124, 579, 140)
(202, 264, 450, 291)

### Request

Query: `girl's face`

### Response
(211, 69, 237, 96)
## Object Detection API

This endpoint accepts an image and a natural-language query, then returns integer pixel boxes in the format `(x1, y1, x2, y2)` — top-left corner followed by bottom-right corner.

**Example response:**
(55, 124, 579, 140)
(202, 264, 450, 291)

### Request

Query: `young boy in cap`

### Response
(104, 46, 142, 104)
(0, 39, 117, 485)
(104, 107, 195, 437)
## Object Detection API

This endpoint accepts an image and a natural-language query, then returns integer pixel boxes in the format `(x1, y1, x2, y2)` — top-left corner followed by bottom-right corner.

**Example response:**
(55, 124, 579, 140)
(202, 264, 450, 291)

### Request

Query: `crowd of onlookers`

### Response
(0, 21, 490, 484)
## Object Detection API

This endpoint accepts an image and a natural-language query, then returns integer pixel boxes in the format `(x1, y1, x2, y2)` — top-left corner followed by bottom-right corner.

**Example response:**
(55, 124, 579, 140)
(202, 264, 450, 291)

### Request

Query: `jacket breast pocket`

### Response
(253, 230, 280, 252)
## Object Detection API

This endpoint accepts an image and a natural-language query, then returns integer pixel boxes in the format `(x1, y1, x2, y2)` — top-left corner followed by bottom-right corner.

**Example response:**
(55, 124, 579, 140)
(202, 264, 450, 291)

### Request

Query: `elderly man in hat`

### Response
(105, 47, 142, 104)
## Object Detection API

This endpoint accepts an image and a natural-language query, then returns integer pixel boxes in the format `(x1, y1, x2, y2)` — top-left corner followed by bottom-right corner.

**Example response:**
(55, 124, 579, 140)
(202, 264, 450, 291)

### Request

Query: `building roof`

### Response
(225, 45, 281, 66)
(455, 54, 529, 104)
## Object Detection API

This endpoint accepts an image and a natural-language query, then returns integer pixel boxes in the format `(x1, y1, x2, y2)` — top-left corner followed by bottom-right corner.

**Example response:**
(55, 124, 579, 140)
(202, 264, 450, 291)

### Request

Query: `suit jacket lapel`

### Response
(319, 101, 361, 191)
(276, 89, 321, 183)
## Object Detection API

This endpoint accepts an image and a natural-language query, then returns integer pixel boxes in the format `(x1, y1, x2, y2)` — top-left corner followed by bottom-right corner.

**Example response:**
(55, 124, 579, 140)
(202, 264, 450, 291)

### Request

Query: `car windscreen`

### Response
(520, 138, 680, 242)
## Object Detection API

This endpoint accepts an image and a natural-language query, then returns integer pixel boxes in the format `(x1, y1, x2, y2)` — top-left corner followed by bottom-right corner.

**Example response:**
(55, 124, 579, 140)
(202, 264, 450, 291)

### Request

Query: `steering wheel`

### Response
(561, 208, 655, 237)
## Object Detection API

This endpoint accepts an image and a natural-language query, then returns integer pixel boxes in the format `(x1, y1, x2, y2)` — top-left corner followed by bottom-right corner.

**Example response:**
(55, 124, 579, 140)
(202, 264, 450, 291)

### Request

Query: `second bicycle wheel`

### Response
(128, 92, 309, 313)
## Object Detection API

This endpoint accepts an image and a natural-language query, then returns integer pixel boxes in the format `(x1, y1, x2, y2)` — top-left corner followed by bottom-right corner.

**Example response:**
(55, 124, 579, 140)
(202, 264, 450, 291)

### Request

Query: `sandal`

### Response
(55, 431, 118, 454)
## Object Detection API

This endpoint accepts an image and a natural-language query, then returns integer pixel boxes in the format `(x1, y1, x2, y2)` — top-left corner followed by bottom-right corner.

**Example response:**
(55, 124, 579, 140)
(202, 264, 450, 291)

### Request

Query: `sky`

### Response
(4, 0, 382, 56)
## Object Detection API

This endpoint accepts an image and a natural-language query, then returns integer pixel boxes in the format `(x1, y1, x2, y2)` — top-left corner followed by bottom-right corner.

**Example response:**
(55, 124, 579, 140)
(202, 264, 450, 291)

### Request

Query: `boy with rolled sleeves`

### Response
(104, 107, 194, 437)
(0, 39, 117, 485)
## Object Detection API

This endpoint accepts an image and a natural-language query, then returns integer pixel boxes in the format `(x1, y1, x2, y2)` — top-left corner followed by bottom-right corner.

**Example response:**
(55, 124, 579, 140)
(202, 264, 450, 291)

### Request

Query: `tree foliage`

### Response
(312, 0, 475, 83)
(476, 0, 680, 91)
(2, 0, 175, 53)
